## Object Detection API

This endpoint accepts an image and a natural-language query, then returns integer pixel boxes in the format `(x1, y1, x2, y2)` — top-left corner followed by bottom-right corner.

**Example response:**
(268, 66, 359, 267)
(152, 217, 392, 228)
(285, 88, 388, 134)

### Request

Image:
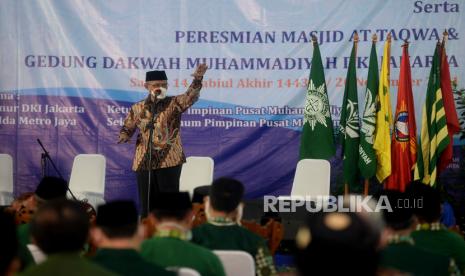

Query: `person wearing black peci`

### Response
(91, 200, 174, 276)
(118, 64, 208, 217)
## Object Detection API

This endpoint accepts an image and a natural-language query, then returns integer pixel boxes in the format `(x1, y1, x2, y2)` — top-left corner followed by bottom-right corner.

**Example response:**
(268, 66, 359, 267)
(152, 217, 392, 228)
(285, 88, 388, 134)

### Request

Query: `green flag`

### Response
(414, 44, 450, 186)
(299, 38, 335, 160)
(339, 40, 360, 186)
(358, 41, 379, 178)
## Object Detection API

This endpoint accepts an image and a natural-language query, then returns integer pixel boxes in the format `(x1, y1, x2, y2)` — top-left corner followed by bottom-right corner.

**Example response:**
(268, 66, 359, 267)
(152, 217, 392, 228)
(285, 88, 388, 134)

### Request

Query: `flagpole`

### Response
(402, 39, 409, 52)
(402, 36, 410, 174)
(344, 32, 359, 196)
(311, 34, 318, 44)
(382, 32, 392, 190)
(442, 29, 448, 46)
(401, 39, 414, 191)
(353, 31, 359, 55)
(363, 179, 369, 195)
(363, 33, 378, 197)
(440, 30, 448, 59)
(386, 32, 391, 76)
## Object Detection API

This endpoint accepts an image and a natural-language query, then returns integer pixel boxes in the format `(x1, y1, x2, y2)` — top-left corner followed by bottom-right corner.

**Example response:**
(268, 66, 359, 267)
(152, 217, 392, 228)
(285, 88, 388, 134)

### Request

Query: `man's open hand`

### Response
(191, 63, 208, 79)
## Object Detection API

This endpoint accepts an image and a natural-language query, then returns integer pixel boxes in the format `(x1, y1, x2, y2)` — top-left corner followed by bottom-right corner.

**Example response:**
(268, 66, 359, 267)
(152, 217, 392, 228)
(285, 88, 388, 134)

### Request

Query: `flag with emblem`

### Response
(359, 38, 379, 179)
(299, 37, 335, 160)
(373, 35, 393, 182)
(339, 37, 360, 186)
(414, 44, 450, 186)
(437, 35, 460, 172)
(386, 43, 416, 192)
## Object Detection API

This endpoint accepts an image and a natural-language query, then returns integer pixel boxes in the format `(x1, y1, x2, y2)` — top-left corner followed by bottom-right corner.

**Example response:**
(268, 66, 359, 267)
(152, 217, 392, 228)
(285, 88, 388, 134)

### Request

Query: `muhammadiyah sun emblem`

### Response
(304, 80, 330, 131)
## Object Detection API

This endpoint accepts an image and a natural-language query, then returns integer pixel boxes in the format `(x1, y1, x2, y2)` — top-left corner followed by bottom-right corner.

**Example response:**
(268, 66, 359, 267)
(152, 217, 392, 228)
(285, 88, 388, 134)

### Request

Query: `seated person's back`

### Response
(21, 199, 115, 276)
(91, 200, 174, 276)
(407, 182, 465, 273)
(192, 177, 276, 276)
(379, 190, 455, 275)
(141, 192, 225, 276)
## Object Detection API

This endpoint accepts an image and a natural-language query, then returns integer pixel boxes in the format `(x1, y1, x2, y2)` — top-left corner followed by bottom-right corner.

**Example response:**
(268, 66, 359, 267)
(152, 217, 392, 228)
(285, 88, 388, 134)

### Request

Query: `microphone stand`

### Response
(37, 138, 77, 200)
(146, 100, 157, 214)
(40, 153, 47, 177)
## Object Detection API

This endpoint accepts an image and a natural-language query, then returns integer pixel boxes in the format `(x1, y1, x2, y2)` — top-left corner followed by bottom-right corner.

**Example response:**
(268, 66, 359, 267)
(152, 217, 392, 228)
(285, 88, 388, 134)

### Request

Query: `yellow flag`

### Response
(373, 35, 393, 182)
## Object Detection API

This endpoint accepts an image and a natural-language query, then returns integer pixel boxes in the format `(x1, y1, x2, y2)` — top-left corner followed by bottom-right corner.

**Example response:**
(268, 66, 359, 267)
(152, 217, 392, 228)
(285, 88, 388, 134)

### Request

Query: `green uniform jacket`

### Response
(380, 243, 451, 276)
(20, 253, 115, 276)
(141, 237, 225, 276)
(192, 223, 276, 276)
(17, 223, 35, 270)
(412, 229, 465, 273)
(92, 248, 175, 276)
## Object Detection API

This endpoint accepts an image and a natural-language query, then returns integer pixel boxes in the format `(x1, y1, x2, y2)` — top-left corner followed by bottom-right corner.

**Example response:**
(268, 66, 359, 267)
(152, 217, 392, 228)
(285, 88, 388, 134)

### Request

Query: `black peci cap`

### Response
(35, 177, 68, 201)
(209, 177, 244, 213)
(96, 200, 138, 227)
(151, 192, 192, 211)
(146, 70, 167, 82)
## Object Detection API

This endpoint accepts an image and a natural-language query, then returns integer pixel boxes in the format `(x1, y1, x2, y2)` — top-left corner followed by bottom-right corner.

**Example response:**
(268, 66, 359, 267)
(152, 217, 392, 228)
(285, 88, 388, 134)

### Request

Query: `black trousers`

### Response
(136, 165, 182, 217)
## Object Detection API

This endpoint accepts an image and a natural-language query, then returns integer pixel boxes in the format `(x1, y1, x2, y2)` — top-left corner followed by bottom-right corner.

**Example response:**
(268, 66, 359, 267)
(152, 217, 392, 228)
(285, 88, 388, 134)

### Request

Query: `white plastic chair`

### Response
(68, 154, 106, 208)
(290, 159, 331, 197)
(213, 250, 255, 276)
(0, 153, 14, 205)
(166, 267, 200, 276)
(179, 156, 214, 197)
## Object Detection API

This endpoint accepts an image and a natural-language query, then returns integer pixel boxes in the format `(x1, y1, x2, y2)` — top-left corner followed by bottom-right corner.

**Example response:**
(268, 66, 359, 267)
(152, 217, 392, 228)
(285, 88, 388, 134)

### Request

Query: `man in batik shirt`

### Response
(118, 64, 207, 217)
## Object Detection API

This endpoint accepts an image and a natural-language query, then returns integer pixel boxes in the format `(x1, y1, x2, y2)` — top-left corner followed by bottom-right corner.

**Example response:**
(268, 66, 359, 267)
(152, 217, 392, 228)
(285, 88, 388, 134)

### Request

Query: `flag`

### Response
(373, 36, 393, 182)
(437, 38, 460, 172)
(414, 44, 450, 186)
(339, 38, 360, 186)
(359, 40, 379, 179)
(299, 37, 335, 160)
(385, 43, 416, 192)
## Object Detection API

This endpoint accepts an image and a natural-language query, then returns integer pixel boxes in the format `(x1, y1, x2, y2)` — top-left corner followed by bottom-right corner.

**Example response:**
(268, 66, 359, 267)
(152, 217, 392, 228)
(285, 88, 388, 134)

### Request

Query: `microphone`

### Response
(149, 87, 166, 104)
(150, 89, 164, 102)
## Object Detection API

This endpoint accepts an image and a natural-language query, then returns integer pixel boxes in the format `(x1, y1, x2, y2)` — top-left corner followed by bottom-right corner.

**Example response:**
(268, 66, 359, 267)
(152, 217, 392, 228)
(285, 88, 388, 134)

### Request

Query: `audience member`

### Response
(21, 199, 114, 276)
(192, 177, 277, 275)
(0, 211, 20, 276)
(294, 211, 379, 276)
(441, 201, 456, 228)
(17, 176, 69, 269)
(91, 200, 174, 275)
(408, 182, 465, 273)
(141, 192, 225, 276)
(379, 190, 455, 275)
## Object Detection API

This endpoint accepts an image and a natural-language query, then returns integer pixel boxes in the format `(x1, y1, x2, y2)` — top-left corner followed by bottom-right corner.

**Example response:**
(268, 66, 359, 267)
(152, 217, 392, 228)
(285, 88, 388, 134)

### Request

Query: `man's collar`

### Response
(154, 222, 192, 240)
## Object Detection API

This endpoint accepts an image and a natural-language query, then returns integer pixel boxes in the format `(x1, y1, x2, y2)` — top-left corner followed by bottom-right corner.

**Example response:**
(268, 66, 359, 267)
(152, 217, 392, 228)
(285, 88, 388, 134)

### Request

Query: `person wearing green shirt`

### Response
(294, 210, 379, 276)
(408, 182, 465, 274)
(17, 223, 34, 269)
(379, 190, 456, 275)
(91, 200, 174, 276)
(141, 192, 225, 276)
(192, 177, 277, 276)
(21, 199, 115, 276)
(17, 176, 69, 270)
